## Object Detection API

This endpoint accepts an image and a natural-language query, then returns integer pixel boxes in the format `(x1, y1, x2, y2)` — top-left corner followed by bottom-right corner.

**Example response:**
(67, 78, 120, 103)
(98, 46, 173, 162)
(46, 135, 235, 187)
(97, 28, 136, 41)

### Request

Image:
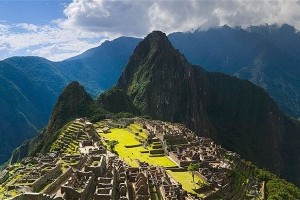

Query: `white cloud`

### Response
(2, 0, 300, 61)
(0, 23, 104, 61)
(59, 0, 300, 36)
(59, 0, 153, 36)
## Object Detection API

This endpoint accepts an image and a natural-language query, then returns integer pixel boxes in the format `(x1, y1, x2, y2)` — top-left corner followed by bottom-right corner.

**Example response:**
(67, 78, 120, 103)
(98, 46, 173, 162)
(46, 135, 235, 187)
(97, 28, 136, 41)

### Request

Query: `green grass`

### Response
(99, 127, 176, 167)
(166, 170, 206, 197)
(128, 123, 148, 138)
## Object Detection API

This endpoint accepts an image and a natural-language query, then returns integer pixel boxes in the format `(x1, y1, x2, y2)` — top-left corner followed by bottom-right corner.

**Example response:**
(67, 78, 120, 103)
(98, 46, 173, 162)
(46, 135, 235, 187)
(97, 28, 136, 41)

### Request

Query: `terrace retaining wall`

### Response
(44, 168, 72, 194)
(32, 165, 62, 192)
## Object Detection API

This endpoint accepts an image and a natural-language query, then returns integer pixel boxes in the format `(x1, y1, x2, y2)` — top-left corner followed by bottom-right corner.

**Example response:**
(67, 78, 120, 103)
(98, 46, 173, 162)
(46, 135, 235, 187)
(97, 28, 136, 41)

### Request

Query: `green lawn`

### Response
(167, 170, 206, 196)
(99, 128, 176, 167)
(128, 123, 148, 138)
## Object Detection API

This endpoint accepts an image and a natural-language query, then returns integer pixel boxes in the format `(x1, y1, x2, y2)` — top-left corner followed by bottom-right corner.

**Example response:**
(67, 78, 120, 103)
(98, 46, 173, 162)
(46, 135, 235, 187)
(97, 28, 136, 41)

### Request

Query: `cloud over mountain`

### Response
(60, 0, 300, 36)
(2, 0, 300, 60)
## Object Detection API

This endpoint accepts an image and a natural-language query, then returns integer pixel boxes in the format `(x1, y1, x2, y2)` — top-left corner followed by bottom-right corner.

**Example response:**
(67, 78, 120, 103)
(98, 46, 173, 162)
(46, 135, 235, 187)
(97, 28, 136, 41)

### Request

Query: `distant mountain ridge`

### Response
(62, 36, 142, 93)
(169, 24, 300, 118)
(0, 56, 69, 163)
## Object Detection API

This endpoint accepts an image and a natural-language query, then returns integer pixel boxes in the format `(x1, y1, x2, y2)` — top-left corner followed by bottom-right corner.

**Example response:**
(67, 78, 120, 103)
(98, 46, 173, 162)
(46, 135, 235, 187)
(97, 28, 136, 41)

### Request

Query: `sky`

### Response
(1, 0, 300, 61)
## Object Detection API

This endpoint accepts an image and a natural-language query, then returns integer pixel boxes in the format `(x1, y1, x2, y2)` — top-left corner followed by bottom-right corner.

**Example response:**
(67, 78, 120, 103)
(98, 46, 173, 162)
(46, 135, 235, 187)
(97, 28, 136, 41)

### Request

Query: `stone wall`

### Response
(44, 168, 72, 194)
(195, 171, 208, 182)
(80, 175, 95, 200)
(32, 164, 62, 192)
(0, 170, 9, 183)
(12, 192, 64, 200)
(203, 183, 231, 200)
(75, 155, 88, 170)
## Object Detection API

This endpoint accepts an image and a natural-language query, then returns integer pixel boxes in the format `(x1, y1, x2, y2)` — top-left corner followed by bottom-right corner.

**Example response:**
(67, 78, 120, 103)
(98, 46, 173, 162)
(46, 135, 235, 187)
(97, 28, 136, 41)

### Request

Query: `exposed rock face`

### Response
(116, 31, 300, 185)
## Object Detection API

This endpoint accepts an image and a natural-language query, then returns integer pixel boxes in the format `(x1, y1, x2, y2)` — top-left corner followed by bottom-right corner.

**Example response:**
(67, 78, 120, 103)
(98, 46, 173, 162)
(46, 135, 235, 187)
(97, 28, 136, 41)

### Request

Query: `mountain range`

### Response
(9, 30, 300, 189)
(169, 24, 300, 119)
(1, 24, 300, 176)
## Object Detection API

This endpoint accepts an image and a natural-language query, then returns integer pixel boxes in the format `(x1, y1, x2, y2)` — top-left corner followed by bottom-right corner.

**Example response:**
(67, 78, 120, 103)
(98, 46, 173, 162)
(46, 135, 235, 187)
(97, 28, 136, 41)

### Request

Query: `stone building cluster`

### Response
(139, 119, 234, 196)
(0, 118, 257, 200)
(6, 119, 187, 200)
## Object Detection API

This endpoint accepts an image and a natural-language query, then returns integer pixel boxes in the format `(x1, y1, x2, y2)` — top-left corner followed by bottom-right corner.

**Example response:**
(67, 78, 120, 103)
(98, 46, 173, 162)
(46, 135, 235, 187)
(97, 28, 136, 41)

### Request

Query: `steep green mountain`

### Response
(10, 81, 105, 163)
(2, 24, 300, 178)
(97, 86, 140, 115)
(102, 31, 300, 186)
(0, 57, 69, 164)
(168, 24, 300, 118)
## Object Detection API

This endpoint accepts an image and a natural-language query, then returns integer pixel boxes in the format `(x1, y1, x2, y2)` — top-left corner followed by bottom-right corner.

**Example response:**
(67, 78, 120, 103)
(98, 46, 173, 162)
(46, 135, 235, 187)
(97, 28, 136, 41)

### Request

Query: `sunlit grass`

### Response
(128, 123, 148, 138)
(167, 170, 206, 196)
(99, 128, 176, 167)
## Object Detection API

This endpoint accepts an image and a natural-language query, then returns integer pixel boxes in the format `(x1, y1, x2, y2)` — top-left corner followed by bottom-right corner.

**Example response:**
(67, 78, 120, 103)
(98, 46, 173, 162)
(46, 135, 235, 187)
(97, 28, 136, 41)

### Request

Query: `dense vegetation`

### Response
(0, 57, 69, 163)
(0, 37, 140, 164)
(246, 162, 300, 199)
(97, 86, 140, 115)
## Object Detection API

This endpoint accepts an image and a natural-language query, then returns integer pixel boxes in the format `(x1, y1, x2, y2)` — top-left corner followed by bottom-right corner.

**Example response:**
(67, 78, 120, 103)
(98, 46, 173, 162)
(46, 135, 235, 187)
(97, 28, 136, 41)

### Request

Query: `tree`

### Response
(107, 140, 119, 152)
(188, 163, 200, 183)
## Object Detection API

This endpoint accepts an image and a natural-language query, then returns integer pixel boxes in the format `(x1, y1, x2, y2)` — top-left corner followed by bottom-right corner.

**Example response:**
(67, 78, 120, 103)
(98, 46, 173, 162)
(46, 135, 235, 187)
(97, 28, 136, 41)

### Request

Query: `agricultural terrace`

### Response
(50, 121, 85, 172)
(97, 123, 176, 167)
(0, 163, 24, 199)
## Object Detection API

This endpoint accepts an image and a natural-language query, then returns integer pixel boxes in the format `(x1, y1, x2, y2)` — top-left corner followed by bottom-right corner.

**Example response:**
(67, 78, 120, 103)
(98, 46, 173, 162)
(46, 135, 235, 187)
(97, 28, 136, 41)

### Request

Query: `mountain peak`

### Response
(46, 81, 93, 134)
(145, 30, 168, 41)
(117, 30, 189, 90)
(116, 30, 210, 132)
(131, 30, 176, 58)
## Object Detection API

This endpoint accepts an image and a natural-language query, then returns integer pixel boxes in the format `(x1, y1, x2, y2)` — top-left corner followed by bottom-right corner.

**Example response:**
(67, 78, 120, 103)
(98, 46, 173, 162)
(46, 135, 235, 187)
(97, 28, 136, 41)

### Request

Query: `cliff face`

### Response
(116, 31, 299, 185)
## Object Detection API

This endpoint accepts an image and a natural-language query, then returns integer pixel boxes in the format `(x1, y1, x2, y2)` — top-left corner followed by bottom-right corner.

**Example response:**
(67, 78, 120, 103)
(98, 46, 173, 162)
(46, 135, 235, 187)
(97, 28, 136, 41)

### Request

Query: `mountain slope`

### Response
(10, 81, 105, 163)
(0, 37, 140, 164)
(2, 24, 300, 170)
(169, 25, 300, 118)
(59, 36, 141, 93)
(113, 31, 300, 186)
(0, 57, 69, 164)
